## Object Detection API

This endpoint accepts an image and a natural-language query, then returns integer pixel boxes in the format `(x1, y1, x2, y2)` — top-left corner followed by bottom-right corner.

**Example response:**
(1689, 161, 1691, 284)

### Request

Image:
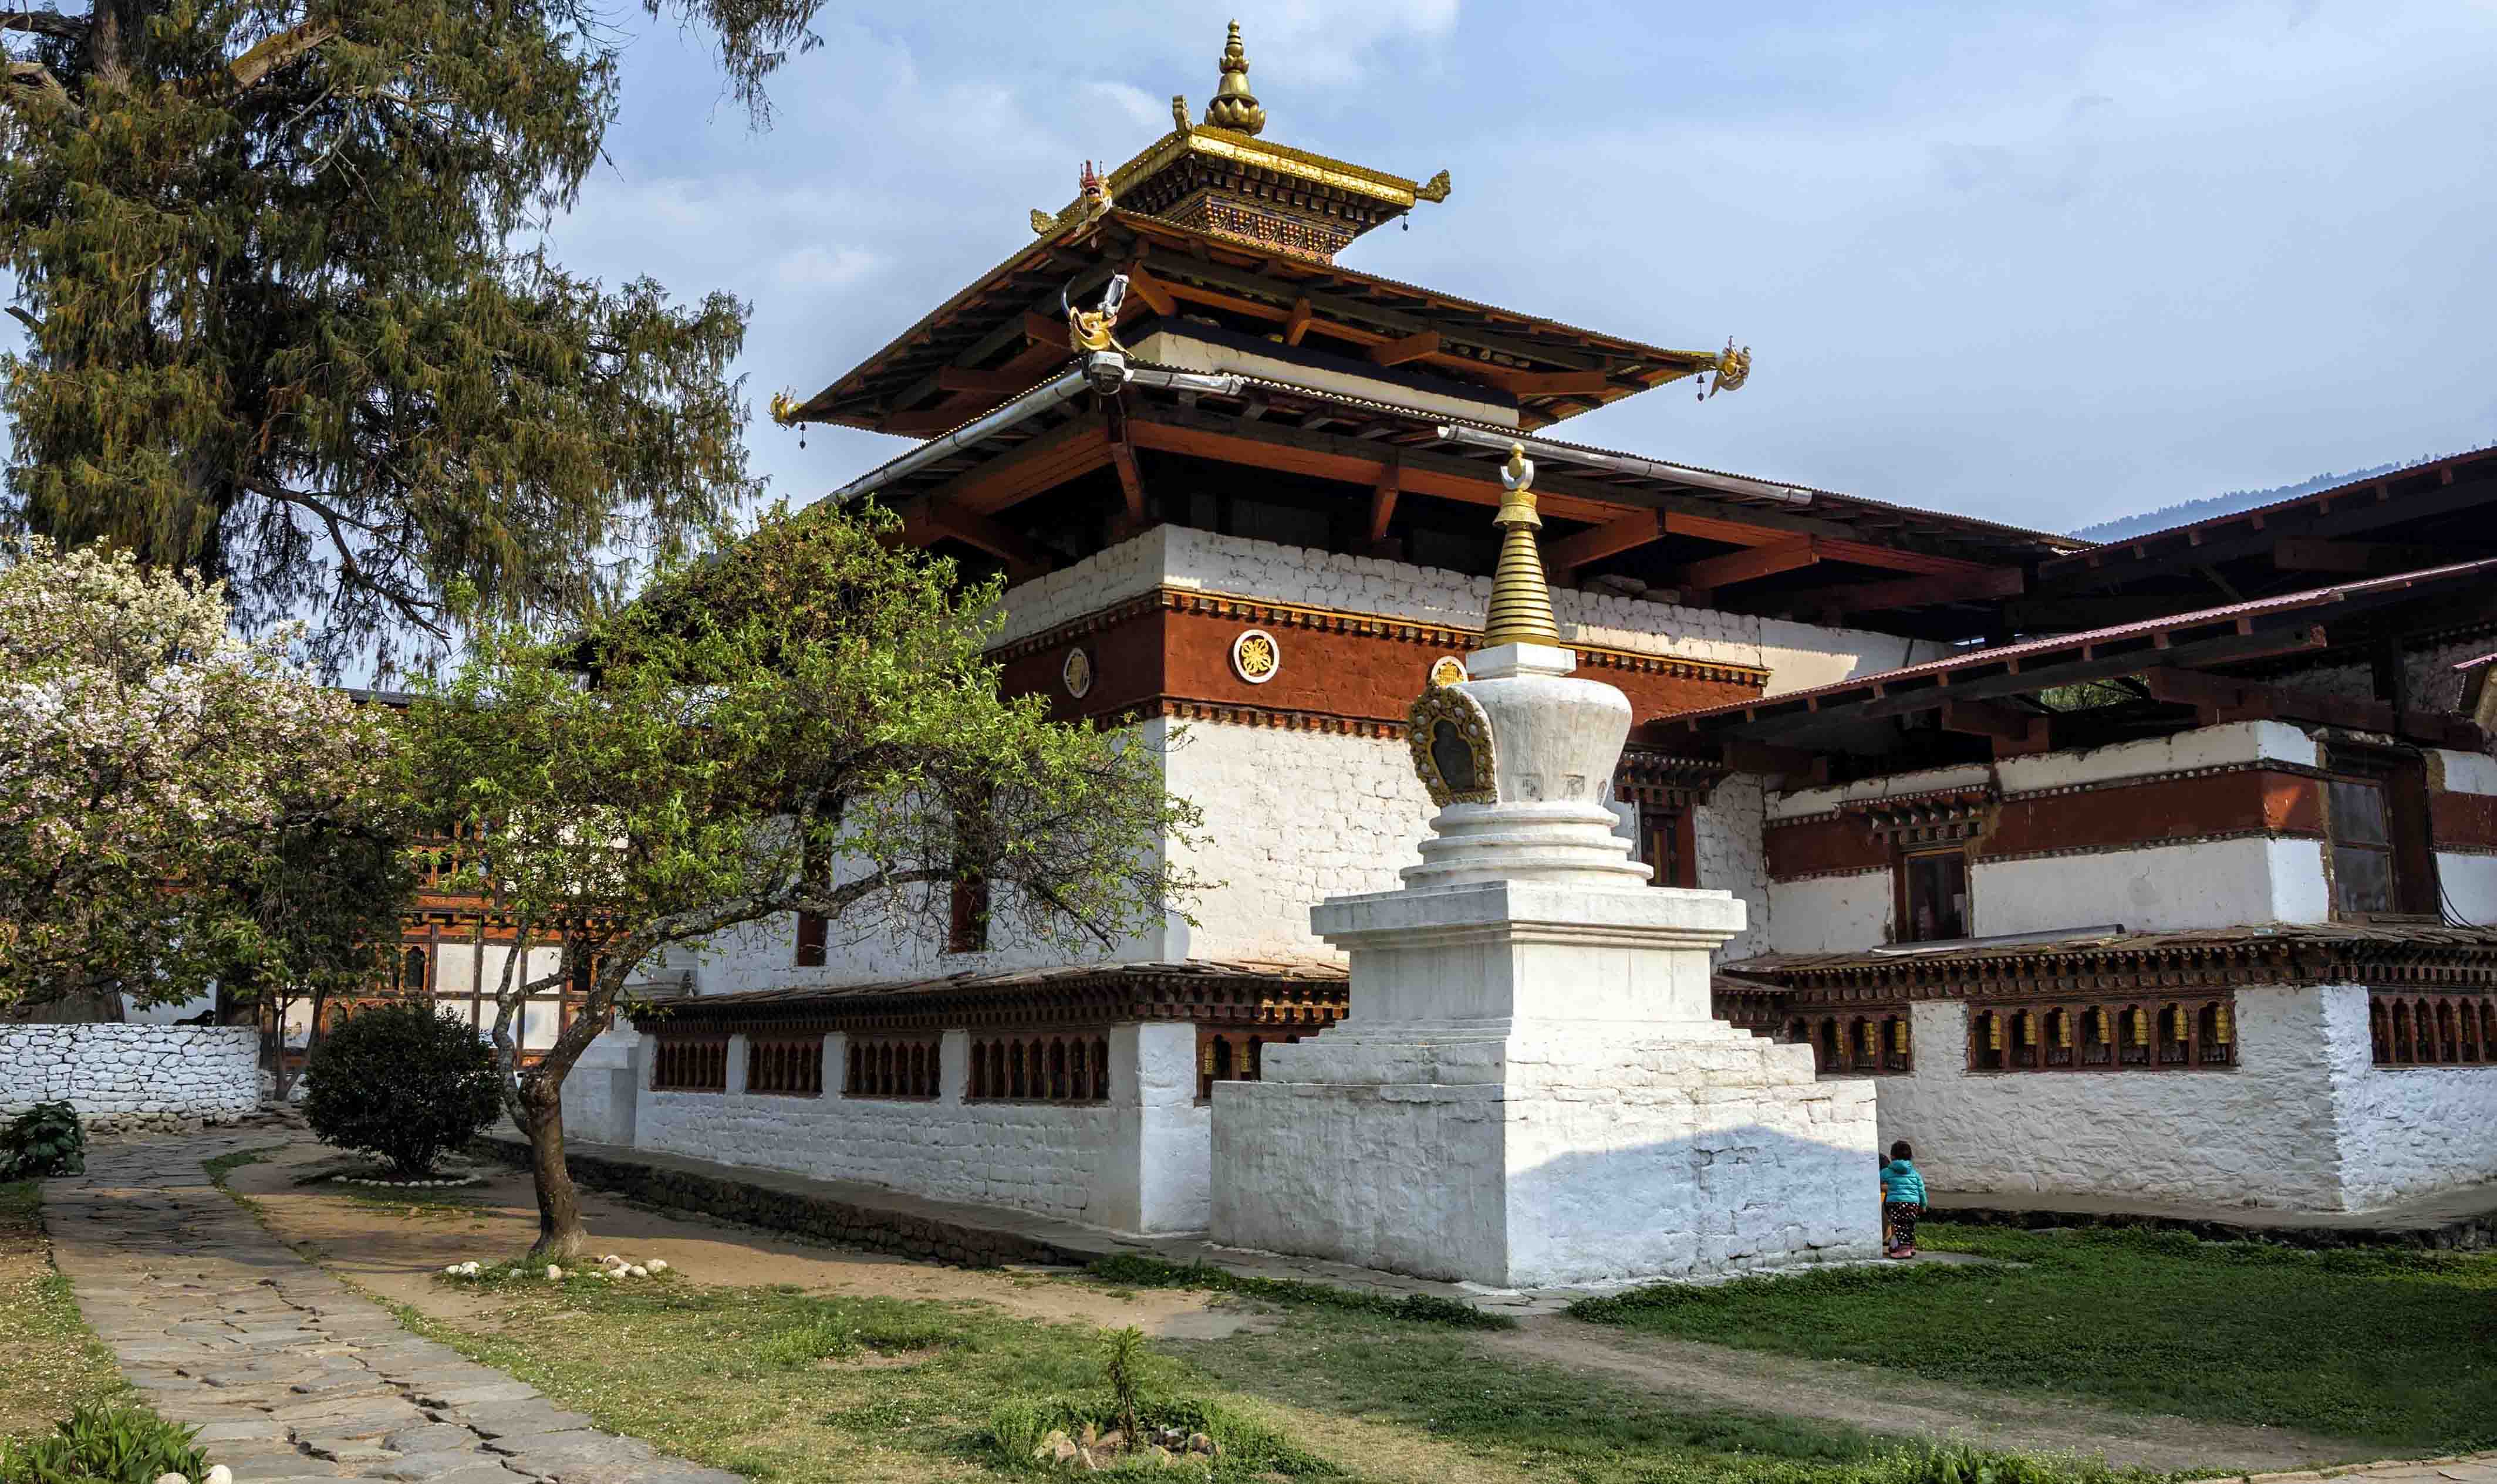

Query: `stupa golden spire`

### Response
(1479, 442, 1562, 648)
(1204, 21, 1266, 135)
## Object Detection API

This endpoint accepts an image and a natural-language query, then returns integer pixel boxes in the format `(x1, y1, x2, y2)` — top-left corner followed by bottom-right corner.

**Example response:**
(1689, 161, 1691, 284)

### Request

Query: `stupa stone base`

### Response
(1209, 880, 1882, 1289)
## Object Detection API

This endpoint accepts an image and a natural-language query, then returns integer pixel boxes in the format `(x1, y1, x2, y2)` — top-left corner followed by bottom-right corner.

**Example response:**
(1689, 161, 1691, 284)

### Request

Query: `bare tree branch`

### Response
(0, 9, 87, 42)
(220, 18, 337, 94)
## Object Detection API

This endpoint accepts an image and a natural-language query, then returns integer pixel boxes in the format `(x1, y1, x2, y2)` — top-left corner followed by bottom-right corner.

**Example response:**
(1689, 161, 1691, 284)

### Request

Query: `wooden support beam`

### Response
(2272, 536, 2489, 574)
(1283, 296, 1312, 347)
(1722, 740, 1827, 783)
(1940, 700, 2053, 755)
(1123, 263, 1177, 317)
(902, 499, 1050, 584)
(1105, 403, 1147, 530)
(1810, 566, 2026, 616)
(1366, 462, 1401, 545)
(1370, 330, 1442, 367)
(914, 415, 1108, 516)
(1671, 538, 1819, 597)
(2141, 667, 2277, 726)
(1548, 511, 1665, 581)
(1499, 370, 1616, 397)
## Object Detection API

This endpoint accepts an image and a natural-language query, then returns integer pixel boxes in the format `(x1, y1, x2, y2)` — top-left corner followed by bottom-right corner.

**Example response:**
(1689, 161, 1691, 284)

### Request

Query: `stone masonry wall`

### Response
(0, 1025, 259, 1131)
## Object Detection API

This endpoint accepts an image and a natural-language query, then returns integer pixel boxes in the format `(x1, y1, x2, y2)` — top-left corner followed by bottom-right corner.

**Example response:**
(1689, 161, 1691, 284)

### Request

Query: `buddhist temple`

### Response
(431, 23, 2492, 1259)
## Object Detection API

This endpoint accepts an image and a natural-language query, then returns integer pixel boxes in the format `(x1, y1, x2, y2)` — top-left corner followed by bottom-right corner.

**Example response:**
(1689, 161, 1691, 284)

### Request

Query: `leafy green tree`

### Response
(0, 0, 824, 672)
(224, 814, 418, 1097)
(395, 504, 1204, 1259)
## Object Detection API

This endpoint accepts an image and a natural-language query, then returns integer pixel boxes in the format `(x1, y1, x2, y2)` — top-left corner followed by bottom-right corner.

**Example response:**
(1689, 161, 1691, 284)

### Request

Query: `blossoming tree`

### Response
(397, 504, 1204, 1260)
(0, 539, 393, 1018)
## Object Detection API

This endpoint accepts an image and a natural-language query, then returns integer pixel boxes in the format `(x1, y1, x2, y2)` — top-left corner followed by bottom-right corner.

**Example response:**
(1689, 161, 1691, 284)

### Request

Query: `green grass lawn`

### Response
(1570, 1223, 2497, 1452)
(0, 1180, 126, 1445)
(387, 1270, 2144, 1484)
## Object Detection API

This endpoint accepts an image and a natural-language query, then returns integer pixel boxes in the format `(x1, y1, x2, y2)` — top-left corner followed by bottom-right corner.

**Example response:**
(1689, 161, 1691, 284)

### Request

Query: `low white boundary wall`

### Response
(0, 1024, 259, 1130)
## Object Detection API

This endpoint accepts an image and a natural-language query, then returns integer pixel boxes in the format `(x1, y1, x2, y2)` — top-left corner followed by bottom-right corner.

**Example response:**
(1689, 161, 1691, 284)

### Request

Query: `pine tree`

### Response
(0, 0, 822, 672)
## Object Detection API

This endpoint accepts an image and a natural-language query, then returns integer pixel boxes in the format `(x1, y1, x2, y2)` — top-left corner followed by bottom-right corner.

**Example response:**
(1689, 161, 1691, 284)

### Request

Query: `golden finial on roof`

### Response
(1204, 21, 1266, 135)
(1480, 442, 1562, 649)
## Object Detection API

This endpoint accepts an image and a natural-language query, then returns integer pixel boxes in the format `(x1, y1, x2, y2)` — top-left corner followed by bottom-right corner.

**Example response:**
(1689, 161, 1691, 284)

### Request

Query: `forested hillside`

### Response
(2071, 444, 2490, 543)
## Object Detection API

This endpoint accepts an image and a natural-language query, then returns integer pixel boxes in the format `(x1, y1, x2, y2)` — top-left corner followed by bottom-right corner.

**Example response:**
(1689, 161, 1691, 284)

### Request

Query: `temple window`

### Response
(844, 1035, 940, 1097)
(2008, 1009, 2040, 1070)
(1897, 849, 1970, 943)
(1787, 1013, 1908, 1075)
(2043, 1008, 2074, 1068)
(399, 945, 429, 996)
(1816, 1017, 1841, 1072)
(967, 1033, 1112, 1103)
(1968, 1010, 2006, 1072)
(746, 1035, 825, 1097)
(2117, 1005, 2153, 1067)
(2367, 994, 2497, 1068)
(1969, 998, 2236, 1073)
(1637, 806, 1699, 890)
(2324, 748, 2437, 918)
(652, 1035, 729, 1092)
(1197, 1027, 1303, 1100)
(794, 911, 828, 968)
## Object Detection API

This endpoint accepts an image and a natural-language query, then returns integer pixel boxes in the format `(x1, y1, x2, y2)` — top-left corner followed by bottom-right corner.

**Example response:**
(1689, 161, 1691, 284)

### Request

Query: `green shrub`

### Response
(986, 1392, 1338, 1476)
(301, 1001, 500, 1177)
(0, 1401, 209, 1483)
(0, 1103, 83, 1181)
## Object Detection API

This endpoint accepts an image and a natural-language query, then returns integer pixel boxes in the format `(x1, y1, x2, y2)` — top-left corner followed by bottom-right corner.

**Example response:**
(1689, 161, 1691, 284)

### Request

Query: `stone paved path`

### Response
(41, 1134, 745, 1484)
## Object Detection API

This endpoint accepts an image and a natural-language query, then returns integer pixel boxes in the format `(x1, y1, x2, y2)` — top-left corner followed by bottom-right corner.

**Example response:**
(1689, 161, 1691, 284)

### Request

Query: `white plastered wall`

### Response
(2323, 985, 2497, 1207)
(2431, 748, 2497, 924)
(1872, 992, 2348, 1209)
(628, 1023, 1204, 1234)
(1762, 722, 2339, 954)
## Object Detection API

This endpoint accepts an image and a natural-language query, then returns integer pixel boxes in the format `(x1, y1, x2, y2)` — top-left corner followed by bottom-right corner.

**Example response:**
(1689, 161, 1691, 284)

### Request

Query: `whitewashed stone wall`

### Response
(1871, 986, 2497, 1213)
(2323, 985, 2497, 1208)
(1698, 776, 1773, 962)
(0, 1025, 259, 1131)
(1871, 991, 2345, 1209)
(629, 1023, 1205, 1233)
(2433, 749, 2497, 924)
(993, 525, 1946, 695)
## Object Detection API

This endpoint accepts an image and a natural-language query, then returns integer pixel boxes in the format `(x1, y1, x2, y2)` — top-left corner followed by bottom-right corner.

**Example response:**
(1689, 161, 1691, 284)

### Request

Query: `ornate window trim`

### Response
(747, 1035, 825, 1097)
(967, 1031, 1111, 1104)
(844, 1035, 942, 1100)
(1965, 996, 2237, 1073)
(2371, 991, 2496, 1067)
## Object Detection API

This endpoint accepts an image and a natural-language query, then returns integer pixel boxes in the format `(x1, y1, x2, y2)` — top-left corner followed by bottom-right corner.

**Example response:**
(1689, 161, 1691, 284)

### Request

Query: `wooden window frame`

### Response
(2368, 992, 2497, 1069)
(1637, 805, 1699, 890)
(966, 1032, 1111, 1104)
(843, 1035, 942, 1100)
(2324, 746, 2438, 920)
(1791, 1012, 1912, 1076)
(652, 1035, 730, 1092)
(1965, 996, 2236, 1073)
(746, 1035, 826, 1097)
(794, 911, 829, 969)
(1894, 847, 1973, 944)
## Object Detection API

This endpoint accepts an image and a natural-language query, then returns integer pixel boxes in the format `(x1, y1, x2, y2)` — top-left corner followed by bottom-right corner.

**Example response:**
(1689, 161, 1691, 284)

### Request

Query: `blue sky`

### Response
(554, 0, 2497, 538)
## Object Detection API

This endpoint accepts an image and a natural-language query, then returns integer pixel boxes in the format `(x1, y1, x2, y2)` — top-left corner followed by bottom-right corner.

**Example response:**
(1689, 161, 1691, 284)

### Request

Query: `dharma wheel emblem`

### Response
(1408, 684, 1497, 807)
(1231, 628, 1280, 684)
(1062, 647, 1094, 699)
(1428, 655, 1467, 687)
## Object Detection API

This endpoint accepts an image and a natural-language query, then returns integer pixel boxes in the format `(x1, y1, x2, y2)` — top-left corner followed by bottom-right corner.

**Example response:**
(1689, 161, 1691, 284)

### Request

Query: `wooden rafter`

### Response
(1369, 330, 1441, 367)
(1807, 566, 2026, 616)
(1671, 538, 1820, 598)
(1548, 511, 1665, 580)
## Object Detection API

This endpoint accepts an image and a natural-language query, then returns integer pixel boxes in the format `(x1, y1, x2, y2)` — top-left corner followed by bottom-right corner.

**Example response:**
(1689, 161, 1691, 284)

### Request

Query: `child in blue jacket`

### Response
(1880, 1140, 1926, 1259)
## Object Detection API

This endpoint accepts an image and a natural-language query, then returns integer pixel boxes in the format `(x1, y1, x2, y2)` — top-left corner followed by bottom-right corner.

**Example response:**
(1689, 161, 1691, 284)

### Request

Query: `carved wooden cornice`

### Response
(1615, 749, 1732, 809)
(630, 964, 1349, 1038)
(1845, 786, 1998, 848)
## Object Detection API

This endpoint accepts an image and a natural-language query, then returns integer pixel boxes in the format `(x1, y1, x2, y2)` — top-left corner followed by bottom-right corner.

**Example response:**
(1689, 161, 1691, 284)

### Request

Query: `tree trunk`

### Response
(519, 1076, 588, 1262)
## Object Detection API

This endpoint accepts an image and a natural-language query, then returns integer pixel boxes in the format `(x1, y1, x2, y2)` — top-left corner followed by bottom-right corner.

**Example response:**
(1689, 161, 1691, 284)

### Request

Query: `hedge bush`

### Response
(301, 1001, 500, 1177)
(0, 1102, 83, 1181)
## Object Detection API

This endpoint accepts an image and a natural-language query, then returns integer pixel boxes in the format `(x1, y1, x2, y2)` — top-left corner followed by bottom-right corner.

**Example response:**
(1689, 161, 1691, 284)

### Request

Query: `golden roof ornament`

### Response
(1479, 442, 1563, 649)
(1203, 21, 1266, 135)
(1702, 339, 1752, 399)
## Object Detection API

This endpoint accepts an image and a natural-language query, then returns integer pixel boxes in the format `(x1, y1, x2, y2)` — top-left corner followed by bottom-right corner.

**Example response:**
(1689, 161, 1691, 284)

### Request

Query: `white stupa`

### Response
(1210, 445, 1881, 1289)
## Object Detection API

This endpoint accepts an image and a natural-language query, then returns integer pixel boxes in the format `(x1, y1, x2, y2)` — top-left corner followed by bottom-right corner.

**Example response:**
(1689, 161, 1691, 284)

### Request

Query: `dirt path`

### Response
(1486, 1319, 2369, 1474)
(227, 1137, 1264, 1340)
